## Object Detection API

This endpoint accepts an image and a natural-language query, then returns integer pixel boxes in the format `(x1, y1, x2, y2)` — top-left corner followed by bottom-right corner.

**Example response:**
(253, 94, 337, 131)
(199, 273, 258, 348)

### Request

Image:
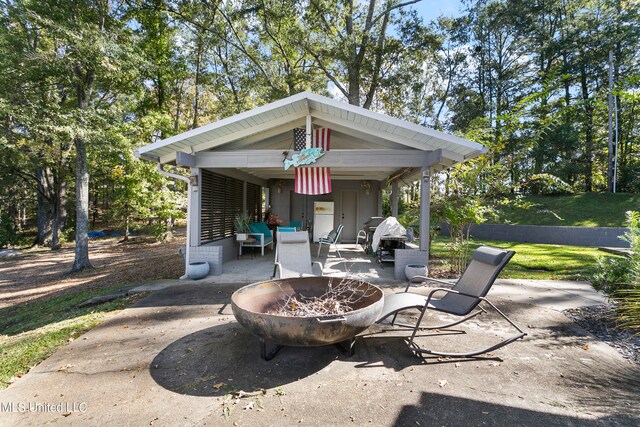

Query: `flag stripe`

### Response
(294, 167, 331, 195)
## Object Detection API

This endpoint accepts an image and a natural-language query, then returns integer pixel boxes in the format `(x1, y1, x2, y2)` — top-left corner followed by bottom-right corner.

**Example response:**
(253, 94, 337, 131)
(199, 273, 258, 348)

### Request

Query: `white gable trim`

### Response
(137, 92, 486, 165)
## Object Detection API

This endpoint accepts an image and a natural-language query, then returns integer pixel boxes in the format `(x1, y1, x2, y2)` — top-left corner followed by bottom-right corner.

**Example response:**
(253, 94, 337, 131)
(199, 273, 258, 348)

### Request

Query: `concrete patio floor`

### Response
(0, 275, 638, 426)
(203, 242, 399, 284)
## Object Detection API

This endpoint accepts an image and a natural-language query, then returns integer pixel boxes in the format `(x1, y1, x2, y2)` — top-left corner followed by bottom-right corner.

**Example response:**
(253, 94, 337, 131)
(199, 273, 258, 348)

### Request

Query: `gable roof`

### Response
(135, 92, 486, 166)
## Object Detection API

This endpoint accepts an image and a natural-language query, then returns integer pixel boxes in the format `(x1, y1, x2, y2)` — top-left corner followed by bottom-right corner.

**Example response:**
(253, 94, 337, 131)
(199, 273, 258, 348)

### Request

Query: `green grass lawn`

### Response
(490, 193, 640, 227)
(0, 288, 142, 390)
(431, 236, 602, 280)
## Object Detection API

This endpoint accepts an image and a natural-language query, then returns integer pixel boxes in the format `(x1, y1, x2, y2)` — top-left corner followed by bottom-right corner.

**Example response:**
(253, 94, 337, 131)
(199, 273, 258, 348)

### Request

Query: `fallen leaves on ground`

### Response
(1, 237, 184, 309)
(221, 389, 266, 419)
(57, 364, 75, 372)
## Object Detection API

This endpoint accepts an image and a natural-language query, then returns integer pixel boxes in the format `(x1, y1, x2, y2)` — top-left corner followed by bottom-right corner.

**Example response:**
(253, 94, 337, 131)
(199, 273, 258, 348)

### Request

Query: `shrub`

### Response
(145, 222, 171, 242)
(432, 194, 491, 274)
(0, 214, 16, 249)
(520, 173, 574, 195)
(590, 211, 640, 334)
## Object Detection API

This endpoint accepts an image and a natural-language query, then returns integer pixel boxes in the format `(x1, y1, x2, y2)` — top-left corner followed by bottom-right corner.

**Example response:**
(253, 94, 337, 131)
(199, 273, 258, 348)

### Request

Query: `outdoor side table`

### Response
(237, 237, 256, 259)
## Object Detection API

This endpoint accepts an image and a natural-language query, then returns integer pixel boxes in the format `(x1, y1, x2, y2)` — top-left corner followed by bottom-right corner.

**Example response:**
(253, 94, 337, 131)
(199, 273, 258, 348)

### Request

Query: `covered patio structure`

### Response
(135, 92, 486, 277)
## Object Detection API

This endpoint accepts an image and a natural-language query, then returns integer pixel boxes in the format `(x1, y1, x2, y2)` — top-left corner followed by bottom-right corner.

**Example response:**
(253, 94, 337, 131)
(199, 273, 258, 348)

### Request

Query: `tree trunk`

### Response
(579, 64, 594, 192)
(58, 179, 67, 233)
(71, 66, 94, 272)
(51, 202, 60, 250)
(50, 179, 67, 250)
(72, 132, 92, 271)
(124, 215, 130, 243)
(36, 167, 52, 246)
(192, 38, 203, 129)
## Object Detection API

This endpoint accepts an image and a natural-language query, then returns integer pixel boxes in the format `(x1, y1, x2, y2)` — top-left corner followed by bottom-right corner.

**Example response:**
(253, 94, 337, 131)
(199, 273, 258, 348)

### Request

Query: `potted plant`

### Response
(234, 212, 251, 240)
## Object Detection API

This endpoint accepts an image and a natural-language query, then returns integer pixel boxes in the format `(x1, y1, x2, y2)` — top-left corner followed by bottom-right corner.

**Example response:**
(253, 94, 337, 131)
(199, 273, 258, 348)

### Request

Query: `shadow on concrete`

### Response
(133, 283, 241, 308)
(351, 335, 501, 371)
(150, 323, 339, 397)
(561, 362, 640, 419)
(394, 392, 639, 426)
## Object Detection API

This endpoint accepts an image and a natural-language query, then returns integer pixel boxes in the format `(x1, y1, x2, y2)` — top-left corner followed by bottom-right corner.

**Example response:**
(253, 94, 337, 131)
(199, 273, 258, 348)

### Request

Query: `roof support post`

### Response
(391, 179, 399, 218)
(420, 167, 431, 252)
(189, 167, 201, 255)
(305, 114, 312, 148)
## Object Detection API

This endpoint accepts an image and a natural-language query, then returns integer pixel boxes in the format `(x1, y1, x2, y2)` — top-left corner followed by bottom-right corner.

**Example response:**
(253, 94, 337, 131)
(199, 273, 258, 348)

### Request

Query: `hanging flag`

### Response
(293, 128, 332, 195)
(314, 127, 331, 151)
(295, 167, 332, 195)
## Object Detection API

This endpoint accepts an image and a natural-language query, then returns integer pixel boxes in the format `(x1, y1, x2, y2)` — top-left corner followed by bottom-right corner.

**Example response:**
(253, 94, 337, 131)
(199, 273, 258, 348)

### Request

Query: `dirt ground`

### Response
(0, 236, 185, 309)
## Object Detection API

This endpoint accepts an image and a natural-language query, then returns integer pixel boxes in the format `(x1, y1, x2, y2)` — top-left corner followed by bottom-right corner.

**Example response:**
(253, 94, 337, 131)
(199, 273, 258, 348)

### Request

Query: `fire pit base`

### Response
(260, 337, 356, 361)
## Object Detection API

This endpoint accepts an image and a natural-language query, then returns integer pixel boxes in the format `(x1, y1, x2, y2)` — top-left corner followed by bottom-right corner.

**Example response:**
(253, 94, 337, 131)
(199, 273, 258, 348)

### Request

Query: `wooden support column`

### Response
(391, 180, 399, 218)
(419, 168, 431, 252)
(305, 114, 312, 148)
(377, 188, 383, 217)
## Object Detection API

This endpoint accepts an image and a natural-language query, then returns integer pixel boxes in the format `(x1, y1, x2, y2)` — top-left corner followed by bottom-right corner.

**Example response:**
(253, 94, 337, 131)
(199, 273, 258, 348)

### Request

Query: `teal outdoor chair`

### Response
(317, 224, 344, 258)
(243, 222, 274, 256)
(289, 221, 303, 230)
(277, 226, 296, 234)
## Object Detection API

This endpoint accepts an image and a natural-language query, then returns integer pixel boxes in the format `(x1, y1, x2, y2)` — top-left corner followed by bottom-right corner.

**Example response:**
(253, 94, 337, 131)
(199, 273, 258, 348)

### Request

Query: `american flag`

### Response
(295, 167, 332, 195)
(294, 128, 332, 195)
(293, 128, 307, 151)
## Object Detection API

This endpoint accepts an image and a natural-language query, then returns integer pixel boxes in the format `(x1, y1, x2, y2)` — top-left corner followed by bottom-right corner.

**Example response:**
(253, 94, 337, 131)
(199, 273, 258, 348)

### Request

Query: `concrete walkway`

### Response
(1, 277, 637, 426)
(178, 242, 609, 312)
(491, 279, 608, 311)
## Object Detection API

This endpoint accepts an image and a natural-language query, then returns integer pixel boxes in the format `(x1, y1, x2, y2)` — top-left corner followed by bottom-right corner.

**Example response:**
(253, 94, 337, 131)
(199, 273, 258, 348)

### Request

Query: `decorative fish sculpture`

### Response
(283, 147, 325, 170)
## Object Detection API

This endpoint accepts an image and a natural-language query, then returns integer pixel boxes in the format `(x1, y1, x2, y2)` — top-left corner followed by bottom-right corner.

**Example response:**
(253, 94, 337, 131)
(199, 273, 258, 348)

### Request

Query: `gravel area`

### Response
(564, 304, 640, 365)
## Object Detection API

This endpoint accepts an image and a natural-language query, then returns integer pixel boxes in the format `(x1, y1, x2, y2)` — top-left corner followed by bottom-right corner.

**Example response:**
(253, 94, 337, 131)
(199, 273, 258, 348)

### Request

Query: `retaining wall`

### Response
(439, 223, 630, 248)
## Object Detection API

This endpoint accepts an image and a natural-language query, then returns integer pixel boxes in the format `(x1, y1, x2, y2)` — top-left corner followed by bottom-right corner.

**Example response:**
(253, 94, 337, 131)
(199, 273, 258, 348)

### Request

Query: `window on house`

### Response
(200, 171, 242, 243)
(200, 171, 263, 244)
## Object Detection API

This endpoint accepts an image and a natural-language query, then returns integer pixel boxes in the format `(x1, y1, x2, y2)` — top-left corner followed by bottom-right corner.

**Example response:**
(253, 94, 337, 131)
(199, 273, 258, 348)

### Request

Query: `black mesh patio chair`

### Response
(317, 224, 344, 258)
(376, 246, 526, 358)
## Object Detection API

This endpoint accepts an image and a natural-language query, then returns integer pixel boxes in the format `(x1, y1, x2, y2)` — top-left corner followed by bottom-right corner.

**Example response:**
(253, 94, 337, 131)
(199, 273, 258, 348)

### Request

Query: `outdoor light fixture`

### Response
(361, 180, 371, 195)
(276, 180, 285, 193)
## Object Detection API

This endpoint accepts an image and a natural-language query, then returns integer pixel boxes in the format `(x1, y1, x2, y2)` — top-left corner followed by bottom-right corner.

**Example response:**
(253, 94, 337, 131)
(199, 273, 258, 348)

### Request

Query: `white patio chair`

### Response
(275, 231, 323, 278)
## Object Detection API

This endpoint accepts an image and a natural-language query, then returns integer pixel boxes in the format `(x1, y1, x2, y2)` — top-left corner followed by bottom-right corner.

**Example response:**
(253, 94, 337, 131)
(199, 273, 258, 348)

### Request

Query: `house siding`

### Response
(268, 179, 381, 243)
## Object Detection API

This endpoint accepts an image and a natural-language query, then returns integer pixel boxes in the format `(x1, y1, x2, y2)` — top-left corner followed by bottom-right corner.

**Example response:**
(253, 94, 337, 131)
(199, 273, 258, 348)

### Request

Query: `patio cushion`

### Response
(249, 222, 272, 238)
(472, 246, 507, 266)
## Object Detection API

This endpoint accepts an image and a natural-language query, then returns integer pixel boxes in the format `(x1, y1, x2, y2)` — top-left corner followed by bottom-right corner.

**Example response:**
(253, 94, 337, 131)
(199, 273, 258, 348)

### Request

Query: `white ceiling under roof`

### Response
(135, 92, 486, 181)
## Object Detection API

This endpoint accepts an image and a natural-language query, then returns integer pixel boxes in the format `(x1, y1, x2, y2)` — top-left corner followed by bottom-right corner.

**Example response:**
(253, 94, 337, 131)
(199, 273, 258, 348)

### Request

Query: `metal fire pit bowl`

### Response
(231, 277, 384, 349)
